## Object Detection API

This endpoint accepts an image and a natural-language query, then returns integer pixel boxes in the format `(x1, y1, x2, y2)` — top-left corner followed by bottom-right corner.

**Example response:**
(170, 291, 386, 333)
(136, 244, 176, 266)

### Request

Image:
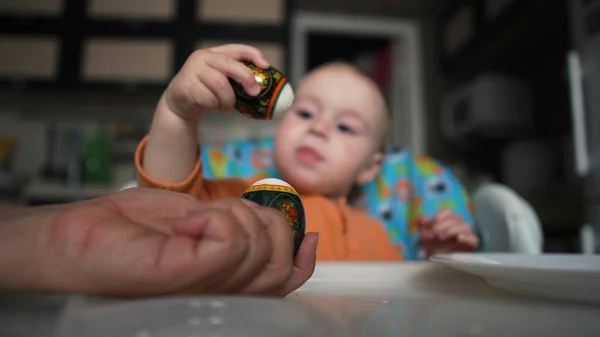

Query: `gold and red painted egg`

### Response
(228, 61, 294, 120)
(241, 178, 305, 256)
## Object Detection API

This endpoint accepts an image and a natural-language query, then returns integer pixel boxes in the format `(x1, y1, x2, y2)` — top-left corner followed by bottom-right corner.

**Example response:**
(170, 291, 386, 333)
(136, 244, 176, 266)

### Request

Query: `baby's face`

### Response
(273, 65, 387, 197)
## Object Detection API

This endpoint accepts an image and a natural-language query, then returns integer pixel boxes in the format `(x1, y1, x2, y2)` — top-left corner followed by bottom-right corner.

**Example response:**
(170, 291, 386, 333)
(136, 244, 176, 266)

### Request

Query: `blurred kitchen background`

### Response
(0, 0, 597, 253)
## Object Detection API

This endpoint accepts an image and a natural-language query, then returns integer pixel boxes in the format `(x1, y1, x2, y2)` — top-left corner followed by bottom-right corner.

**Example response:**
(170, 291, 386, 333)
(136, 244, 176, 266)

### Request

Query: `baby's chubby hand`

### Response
(142, 44, 269, 184)
(418, 209, 479, 258)
(158, 44, 270, 123)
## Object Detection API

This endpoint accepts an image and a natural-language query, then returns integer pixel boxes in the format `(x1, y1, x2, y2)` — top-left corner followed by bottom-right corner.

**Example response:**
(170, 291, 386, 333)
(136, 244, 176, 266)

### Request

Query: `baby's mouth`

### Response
(296, 145, 325, 164)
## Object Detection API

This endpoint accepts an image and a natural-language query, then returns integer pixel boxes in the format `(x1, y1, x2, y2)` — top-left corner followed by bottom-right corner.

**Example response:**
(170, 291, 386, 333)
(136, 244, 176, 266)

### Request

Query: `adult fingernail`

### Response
(311, 232, 319, 255)
(304, 232, 319, 252)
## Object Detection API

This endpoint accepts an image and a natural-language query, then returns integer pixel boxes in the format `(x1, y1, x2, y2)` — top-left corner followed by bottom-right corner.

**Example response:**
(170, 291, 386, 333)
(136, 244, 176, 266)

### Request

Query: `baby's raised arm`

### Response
(143, 44, 269, 183)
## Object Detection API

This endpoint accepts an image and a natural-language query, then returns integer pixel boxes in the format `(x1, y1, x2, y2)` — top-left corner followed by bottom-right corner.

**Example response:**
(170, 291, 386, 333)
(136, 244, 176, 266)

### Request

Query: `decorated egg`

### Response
(241, 178, 305, 256)
(228, 61, 294, 120)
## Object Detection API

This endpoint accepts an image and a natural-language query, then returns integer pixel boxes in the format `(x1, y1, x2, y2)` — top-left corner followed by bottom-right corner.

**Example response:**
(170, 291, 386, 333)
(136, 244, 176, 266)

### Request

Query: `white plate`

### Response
(430, 253, 600, 304)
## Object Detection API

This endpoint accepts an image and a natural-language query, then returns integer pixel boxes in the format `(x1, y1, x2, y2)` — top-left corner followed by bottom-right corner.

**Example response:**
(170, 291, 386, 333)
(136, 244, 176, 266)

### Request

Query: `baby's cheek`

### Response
(343, 140, 370, 159)
(277, 125, 301, 145)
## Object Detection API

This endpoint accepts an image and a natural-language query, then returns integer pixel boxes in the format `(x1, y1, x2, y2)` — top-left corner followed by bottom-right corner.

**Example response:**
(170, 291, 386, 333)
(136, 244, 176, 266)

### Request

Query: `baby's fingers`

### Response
(434, 208, 453, 222)
(209, 44, 270, 69)
(198, 66, 236, 112)
(431, 215, 462, 235)
(419, 228, 436, 241)
(437, 222, 471, 241)
(205, 53, 260, 96)
(457, 233, 479, 249)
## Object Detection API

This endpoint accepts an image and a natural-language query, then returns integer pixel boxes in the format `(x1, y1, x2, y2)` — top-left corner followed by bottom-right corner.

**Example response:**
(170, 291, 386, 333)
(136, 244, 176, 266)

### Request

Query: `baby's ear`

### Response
(356, 151, 384, 185)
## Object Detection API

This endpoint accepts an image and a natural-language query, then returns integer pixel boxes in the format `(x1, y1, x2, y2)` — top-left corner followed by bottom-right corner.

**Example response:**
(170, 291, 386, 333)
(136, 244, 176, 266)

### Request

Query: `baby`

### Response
(136, 44, 477, 260)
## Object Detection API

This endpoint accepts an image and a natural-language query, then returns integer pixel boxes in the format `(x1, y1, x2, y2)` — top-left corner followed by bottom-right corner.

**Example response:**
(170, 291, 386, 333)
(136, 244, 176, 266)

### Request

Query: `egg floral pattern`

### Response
(241, 178, 306, 256)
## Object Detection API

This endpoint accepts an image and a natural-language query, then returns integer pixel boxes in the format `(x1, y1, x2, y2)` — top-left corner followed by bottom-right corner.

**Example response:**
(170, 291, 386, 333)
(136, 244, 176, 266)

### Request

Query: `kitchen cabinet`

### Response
(0, 0, 291, 95)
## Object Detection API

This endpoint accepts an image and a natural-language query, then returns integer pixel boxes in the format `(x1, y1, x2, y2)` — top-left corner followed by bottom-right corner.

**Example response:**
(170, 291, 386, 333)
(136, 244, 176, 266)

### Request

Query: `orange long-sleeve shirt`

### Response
(135, 136, 403, 261)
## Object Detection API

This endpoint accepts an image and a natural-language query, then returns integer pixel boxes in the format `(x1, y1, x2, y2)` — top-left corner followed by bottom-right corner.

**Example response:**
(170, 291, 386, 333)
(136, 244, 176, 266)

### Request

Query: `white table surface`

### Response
(289, 262, 600, 336)
(2, 262, 599, 337)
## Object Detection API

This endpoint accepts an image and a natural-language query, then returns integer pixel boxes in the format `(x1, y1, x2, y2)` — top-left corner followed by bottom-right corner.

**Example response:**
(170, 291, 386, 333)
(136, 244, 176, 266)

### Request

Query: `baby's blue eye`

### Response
(297, 110, 313, 119)
(338, 124, 355, 134)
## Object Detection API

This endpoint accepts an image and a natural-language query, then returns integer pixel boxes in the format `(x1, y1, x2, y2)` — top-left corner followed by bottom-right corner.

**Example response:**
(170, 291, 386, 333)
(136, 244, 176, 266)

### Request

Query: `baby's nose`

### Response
(309, 119, 331, 137)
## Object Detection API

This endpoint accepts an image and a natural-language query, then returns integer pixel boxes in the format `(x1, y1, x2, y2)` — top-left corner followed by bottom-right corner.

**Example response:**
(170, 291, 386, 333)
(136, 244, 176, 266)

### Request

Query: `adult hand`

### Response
(0, 188, 318, 297)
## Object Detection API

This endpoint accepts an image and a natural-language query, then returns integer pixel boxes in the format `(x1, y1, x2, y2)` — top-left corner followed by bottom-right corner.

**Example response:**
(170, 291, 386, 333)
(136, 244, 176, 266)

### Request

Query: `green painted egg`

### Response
(241, 178, 305, 256)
